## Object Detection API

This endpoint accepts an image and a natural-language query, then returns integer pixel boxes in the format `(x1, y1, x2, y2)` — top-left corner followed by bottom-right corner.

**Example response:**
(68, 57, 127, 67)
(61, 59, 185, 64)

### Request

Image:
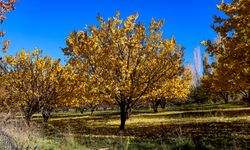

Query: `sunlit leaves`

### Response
(202, 0, 250, 100)
(63, 12, 186, 129)
(0, 49, 73, 122)
(0, 0, 16, 53)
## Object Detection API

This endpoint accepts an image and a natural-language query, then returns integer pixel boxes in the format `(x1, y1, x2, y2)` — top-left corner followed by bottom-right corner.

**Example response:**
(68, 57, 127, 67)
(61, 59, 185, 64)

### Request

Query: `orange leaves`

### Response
(0, 0, 16, 19)
(53, 58, 61, 65)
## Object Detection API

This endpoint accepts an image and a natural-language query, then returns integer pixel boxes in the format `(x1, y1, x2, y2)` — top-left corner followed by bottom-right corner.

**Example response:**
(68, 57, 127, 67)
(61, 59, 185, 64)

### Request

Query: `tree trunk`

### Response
(42, 108, 53, 122)
(224, 97, 229, 103)
(151, 99, 160, 113)
(22, 107, 35, 127)
(21, 101, 39, 126)
(42, 112, 50, 122)
(160, 100, 166, 109)
(246, 90, 250, 104)
(221, 93, 229, 103)
(245, 90, 250, 104)
(153, 105, 158, 113)
(90, 109, 94, 115)
(120, 101, 127, 130)
(80, 109, 84, 114)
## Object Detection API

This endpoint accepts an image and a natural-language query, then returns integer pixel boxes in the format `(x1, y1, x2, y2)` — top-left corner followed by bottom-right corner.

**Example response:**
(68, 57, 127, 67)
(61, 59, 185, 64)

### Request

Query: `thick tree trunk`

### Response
(120, 101, 127, 130)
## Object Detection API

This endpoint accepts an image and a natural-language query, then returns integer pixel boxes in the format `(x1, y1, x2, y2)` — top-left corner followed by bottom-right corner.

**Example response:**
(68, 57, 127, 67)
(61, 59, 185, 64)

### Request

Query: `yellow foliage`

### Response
(62, 12, 187, 112)
(202, 0, 250, 98)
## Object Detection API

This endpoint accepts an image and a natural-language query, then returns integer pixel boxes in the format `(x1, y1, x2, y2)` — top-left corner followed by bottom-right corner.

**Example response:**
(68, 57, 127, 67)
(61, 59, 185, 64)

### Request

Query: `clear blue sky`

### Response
(4, 0, 228, 64)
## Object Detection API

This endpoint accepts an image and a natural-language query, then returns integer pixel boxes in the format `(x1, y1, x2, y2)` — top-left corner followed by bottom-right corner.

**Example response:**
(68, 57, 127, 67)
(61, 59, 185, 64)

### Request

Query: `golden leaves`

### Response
(115, 11, 120, 18)
(0, 49, 72, 111)
(0, 0, 16, 53)
(53, 58, 61, 65)
(203, 0, 250, 94)
(2, 40, 10, 52)
(62, 12, 186, 107)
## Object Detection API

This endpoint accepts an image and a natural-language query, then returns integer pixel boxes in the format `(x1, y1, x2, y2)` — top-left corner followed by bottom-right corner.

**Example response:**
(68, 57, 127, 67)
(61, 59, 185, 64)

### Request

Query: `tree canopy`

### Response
(63, 12, 186, 129)
(202, 0, 250, 103)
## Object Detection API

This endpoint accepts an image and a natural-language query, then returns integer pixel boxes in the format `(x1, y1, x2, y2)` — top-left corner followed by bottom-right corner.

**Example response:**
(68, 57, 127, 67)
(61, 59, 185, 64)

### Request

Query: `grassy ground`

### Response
(2, 102, 250, 149)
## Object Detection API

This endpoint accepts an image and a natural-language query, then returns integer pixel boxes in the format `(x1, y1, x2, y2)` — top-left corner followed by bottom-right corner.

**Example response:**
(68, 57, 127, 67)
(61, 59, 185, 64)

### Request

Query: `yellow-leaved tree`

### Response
(0, 1, 16, 116)
(74, 69, 112, 115)
(145, 66, 192, 112)
(0, 49, 71, 124)
(63, 12, 185, 130)
(202, 0, 250, 103)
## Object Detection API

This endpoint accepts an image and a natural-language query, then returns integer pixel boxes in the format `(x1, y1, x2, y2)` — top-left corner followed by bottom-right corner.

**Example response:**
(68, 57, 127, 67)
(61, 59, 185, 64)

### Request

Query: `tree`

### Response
(146, 67, 192, 113)
(66, 61, 113, 115)
(0, 49, 66, 124)
(63, 12, 185, 130)
(189, 47, 209, 103)
(75, 75, 111, 115)
(202, 64, 232, 103)
(202, 0, 250, 103)
(192, 46, 202, 87)
(201, 38, 232, 104)
(0, 1, 16, 116)
(39, 64, 76, 122)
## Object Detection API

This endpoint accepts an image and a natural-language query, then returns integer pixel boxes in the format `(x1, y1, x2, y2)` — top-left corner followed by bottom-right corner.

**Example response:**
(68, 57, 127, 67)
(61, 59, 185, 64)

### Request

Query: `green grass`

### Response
(3, 102, 250, 149)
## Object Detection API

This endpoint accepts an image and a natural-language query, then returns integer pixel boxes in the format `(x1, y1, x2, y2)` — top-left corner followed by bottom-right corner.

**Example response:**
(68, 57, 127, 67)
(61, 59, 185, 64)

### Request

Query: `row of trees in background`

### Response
(0, 0, 249, 130)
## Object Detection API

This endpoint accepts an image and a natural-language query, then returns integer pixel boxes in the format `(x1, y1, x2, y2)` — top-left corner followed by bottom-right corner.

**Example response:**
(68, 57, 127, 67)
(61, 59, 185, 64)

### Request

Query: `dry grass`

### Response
(0, 117, 89, 150)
